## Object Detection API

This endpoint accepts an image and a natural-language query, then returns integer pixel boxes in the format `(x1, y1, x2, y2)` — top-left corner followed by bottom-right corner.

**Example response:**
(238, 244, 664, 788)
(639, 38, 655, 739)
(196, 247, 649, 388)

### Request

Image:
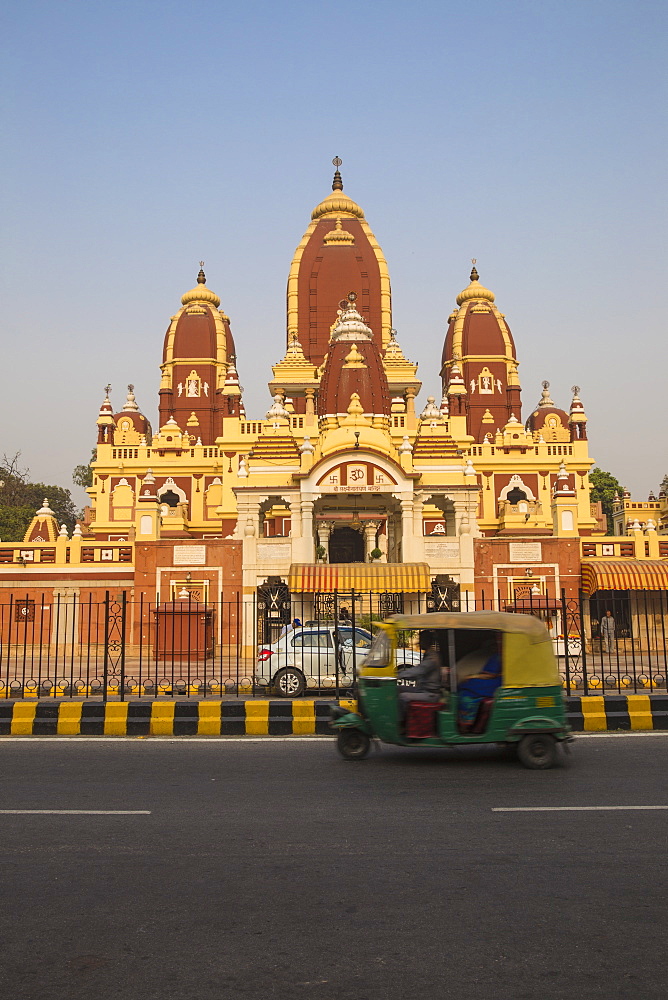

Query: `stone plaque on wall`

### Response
(424, 541, 460, 562)
(509, 541, 542, 563)
(257, 542, 291, 563)
(173, 545, 207, 565)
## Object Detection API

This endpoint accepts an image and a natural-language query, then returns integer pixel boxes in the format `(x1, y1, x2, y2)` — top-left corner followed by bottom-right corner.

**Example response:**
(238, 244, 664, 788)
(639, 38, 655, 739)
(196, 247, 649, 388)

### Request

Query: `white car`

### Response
(255, 625, 420, 697)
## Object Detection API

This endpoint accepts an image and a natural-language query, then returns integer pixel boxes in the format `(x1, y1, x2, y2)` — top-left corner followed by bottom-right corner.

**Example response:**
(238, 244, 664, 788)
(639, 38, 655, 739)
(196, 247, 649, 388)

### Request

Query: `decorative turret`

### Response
(159, 265, 237, 444)
(525, 381, 570, 443)
(113, 384, 152, 444)
(317, 293, 390, 418)
(446, 358, 467, 417)
(568, 385, 588, 440)
(382, 328, 421, 403)
(96, 386, 115, 444)
(23, 499, 60, 543)
(441, 264, 521, 441)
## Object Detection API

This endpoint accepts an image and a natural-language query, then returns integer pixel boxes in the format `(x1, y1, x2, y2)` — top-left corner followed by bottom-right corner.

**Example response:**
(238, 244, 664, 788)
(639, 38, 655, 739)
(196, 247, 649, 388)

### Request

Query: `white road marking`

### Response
(0, 810, 151, 815)
(492, 806, 668, 812)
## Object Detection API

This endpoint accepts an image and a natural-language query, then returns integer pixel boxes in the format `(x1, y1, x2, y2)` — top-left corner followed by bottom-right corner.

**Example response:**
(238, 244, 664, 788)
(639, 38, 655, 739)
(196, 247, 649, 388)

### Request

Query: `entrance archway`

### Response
(329, 526, 364, 564)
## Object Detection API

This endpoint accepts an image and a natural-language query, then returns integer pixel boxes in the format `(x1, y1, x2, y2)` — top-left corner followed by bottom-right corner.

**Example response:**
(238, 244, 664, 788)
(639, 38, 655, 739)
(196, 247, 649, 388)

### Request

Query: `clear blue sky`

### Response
(2, 0, 666, 505)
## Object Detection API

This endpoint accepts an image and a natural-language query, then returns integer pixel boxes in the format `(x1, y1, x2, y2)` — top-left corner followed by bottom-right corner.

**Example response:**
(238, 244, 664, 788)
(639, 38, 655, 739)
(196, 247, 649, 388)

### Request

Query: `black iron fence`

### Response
(0, 588, 666, 699)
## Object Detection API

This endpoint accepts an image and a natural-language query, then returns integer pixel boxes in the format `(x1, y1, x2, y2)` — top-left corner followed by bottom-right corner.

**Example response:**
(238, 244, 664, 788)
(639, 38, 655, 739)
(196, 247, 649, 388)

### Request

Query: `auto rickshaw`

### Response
(329, 611, 573, 769)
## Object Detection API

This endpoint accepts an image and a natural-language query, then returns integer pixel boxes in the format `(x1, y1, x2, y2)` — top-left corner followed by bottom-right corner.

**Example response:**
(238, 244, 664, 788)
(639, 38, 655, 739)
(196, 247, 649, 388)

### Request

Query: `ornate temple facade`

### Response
(9, 164, 668, 635)
(77, 164, 603, 611)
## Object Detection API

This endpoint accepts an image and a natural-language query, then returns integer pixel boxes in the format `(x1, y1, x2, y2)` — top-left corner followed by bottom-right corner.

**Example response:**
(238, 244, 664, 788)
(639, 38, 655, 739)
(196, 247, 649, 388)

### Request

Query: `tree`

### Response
(589, 467, 622, 534)
(0, 453, 79, 541)
(72, 448, 96, 490)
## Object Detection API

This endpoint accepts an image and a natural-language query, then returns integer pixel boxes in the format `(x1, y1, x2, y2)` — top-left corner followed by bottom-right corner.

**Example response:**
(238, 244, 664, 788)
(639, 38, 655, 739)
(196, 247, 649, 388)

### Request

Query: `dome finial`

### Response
(197, 261, 206, 284)
(332, 156, 343, 191)
(538, 380, 555, 407)
(470, 258, 479, 282)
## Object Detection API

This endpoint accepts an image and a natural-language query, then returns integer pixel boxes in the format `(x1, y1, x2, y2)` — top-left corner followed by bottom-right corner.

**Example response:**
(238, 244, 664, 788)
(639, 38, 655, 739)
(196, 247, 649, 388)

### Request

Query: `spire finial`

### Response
(332, 156, 343, 191)
(197, 261, 206, 284)
(104, 383, 111, 397)
(470, 258, 479, 282)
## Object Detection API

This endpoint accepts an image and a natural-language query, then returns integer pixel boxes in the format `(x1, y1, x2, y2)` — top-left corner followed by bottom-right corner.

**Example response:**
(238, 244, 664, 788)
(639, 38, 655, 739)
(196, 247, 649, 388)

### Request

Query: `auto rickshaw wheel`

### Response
(337, 729, 371, 761)
(517, 734, 558, 770)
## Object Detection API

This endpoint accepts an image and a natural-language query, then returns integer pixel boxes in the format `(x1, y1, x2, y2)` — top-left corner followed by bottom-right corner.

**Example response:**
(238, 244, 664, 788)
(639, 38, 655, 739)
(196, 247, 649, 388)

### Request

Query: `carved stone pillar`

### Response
(363, 521, 379, 561)
(299, 496, 315, 562)
(289, 496, 302, 539)
(317, 520, 333, 558)
(400, 499, 414, 562)
(305, 388, 316, 426)
(377, 520, 388, 562)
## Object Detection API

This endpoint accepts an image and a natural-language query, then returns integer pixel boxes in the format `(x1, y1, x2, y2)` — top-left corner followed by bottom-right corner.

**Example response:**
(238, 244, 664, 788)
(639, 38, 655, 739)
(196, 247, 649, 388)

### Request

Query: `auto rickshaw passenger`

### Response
(457, 636, 502, 728)
(397, 630, 442, 721)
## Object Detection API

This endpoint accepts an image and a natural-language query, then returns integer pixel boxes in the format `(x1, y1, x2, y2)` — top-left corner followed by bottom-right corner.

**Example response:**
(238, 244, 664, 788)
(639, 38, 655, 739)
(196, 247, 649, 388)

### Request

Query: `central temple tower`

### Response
(286, 160, 392, 378)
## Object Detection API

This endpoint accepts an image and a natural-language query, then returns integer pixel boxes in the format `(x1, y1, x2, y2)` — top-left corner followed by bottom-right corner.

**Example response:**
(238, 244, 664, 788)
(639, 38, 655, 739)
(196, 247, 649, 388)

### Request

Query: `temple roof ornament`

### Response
(97, 389, 115, 425)
(324, 217, 355, 245)
(122, 384, 139, 411)
(180, 264, 221, 308)
(37, 499, 55, 516)
(383, 329, 406, 362)
(343, 343, 366, 368)
(311, 162, 365, 220)
(447, 360, 467, 394)
(455, 262, 496, 306)
(537, 380, 556, 408)
(569, 385, 587, 420)
(419, 396, 442, 421)
(266, 393, 290, 421)
(330, 292, 374, 342)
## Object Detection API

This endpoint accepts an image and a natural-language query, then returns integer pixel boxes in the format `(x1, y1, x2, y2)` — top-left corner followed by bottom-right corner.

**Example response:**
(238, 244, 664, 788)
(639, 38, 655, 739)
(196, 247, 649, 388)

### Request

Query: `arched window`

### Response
(506, 486, 527, 505)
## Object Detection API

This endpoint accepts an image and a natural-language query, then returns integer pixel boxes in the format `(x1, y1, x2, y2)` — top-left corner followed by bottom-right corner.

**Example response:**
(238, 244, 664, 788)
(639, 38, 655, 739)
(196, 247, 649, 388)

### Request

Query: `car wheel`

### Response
(273, 667, 305, 698)
(336, 729, 371, 761)
(517, 734, 557, 770)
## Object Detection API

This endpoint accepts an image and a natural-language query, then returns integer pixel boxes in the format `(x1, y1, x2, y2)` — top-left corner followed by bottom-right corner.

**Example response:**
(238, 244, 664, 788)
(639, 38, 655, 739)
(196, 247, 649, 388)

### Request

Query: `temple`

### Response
(2, 163, 667, 648)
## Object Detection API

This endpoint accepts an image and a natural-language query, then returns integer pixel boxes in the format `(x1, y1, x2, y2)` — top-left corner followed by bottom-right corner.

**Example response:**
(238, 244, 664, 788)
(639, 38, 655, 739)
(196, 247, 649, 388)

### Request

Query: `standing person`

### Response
(600, 610, 615, 654)
(397, 630, 442, 722)
(338, 607, 351, 624)
(279, 617, 302, 638)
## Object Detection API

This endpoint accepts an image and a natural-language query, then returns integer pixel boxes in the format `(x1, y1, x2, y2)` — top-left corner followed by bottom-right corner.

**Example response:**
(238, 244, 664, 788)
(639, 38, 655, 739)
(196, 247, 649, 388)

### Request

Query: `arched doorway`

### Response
(329, 526, 364, 564)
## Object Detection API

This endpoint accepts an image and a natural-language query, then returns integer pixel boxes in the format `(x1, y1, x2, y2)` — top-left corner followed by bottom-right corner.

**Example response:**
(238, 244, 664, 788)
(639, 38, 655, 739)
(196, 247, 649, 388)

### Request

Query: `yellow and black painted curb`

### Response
(0, 695, 666, 736)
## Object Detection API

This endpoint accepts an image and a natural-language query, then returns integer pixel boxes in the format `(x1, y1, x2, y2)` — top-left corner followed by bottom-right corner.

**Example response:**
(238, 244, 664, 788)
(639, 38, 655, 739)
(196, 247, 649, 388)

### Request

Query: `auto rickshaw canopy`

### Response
(381, 611, 560, 688)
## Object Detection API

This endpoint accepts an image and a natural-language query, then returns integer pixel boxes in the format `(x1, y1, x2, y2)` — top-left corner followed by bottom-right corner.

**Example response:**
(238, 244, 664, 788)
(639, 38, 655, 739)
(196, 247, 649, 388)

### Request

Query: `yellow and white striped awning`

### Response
(288, 563, 431, 594)
(581, 560, 668, 596)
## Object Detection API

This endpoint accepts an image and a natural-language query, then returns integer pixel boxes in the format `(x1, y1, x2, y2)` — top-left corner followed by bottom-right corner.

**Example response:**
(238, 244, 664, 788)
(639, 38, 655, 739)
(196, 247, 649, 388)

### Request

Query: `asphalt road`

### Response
(1, 735, 667, 1000)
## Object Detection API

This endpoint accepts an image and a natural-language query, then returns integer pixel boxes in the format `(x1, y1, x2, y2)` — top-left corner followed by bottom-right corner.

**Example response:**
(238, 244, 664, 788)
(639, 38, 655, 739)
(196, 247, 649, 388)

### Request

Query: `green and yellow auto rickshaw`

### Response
(330, 611, 572, 769)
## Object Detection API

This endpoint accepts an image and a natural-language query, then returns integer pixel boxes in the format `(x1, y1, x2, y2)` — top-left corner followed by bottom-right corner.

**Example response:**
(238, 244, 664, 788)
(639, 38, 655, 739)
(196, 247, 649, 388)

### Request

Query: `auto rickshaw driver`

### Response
(396, 629, 442, 723)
